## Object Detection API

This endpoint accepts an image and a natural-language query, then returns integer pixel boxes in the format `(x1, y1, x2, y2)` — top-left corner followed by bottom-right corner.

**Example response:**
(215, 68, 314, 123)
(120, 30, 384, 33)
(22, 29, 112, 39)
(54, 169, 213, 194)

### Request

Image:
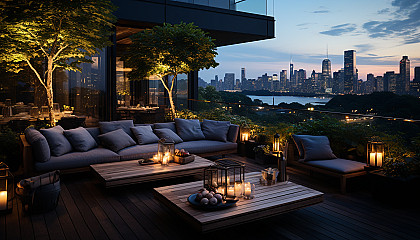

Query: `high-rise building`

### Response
(289, 62, 294, 86)
(398, 56, 410, 94)
(280, 70, 287, 90)
(344, 50, 356, 94)
(297, 69, 306, 89)
(411, 66, 420, 95)
(366, 73, 375, 93)
(241, 68, 246, 82)
(224, 73, 235, 90)
(384, 71, 397, 93)
(376, 76, 384, 92)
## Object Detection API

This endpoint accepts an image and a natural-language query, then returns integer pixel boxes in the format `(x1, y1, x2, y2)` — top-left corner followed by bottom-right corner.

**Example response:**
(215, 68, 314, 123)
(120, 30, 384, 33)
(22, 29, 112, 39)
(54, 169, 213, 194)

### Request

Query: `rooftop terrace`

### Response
(2, 154, 419, 240)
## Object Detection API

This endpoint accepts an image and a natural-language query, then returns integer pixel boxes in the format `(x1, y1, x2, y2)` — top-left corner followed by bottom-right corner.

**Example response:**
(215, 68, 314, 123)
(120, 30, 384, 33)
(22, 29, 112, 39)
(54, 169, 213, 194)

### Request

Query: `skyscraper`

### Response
(344, 50, 356, 94)
(280, 70, 287, 90)
(398, 56, 410, 94)
(224, 73, 235, 90)
(241, 68, 246, 82)
(289, 62, 294, 86)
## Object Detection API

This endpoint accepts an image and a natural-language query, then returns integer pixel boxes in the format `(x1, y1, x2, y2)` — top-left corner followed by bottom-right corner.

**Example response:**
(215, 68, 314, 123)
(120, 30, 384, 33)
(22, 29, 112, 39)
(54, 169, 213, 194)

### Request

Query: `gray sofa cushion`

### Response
(99, 120, 135, 139)
(86, 127, 101, 144)
(118, 144, 159, 161)
(175, 140, 237, 154)
(64, 127, 98, 152)
(300, 135, 337, 161)
(131, 126, 160, 145)
(98, 129, 136, 152)
(154, 128, 183, 143)
(40, 125, 73, 156)
(154, 122, 176, 133)
(291, 135, 312, 158)
(35, 147, 120, 172)
(227, 124, 239, 143)
(305, 159, 367, 173)
(201, 119, 230, 142)
(175, 118, 205, 141)
(24, 127, 51, 163)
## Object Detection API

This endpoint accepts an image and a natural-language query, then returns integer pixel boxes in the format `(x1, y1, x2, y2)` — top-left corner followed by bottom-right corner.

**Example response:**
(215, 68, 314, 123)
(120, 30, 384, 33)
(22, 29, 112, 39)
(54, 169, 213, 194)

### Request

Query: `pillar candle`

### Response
(0, 191, 7, 211)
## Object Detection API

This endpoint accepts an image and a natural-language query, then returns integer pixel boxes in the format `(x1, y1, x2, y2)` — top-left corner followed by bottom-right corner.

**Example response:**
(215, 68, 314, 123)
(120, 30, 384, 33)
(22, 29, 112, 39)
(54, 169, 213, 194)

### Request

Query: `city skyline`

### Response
(199, 0, 420, 82)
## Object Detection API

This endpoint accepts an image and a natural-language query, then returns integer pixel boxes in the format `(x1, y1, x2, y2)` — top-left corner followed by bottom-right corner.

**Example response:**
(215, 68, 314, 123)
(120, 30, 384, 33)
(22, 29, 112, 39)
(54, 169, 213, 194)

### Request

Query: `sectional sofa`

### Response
(21, 118, 239, 176)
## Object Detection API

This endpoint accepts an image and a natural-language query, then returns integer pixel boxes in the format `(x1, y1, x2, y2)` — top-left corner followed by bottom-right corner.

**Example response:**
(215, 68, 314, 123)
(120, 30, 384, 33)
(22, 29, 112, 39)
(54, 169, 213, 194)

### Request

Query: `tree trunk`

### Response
(46, 58, 55, 126)
(167, 90, 176, 119)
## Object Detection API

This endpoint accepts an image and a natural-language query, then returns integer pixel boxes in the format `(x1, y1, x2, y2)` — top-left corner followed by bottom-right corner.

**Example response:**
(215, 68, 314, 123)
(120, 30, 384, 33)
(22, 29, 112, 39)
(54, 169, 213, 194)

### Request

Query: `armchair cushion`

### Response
(305, 159, 366, 173)
(99, 120, 135, 139)
(154, 122, 177, 133)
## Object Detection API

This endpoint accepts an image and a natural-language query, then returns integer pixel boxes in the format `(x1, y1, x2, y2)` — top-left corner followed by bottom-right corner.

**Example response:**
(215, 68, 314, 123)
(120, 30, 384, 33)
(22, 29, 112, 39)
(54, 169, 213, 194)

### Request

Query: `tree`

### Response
(0, 0, 116, 125)
(124, 22, 218, 118)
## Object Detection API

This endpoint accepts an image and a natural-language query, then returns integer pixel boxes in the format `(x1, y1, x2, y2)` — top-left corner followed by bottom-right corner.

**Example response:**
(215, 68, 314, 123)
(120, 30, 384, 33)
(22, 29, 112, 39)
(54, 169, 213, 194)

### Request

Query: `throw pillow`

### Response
(40, 125, 73, 156)
(64, 127, 98, 152)
(154, 129, 183, 144)
(174, 118, 205, 141)
(153, 122, 177, 133)
(24, 127, 51, 162)
(201, 119, 230, 142)
(300, 135, 337, 161)
(131, 126, 160, 145)
(99, 120, 135, 139)
(98, 129, 136, 152)
(291, 135, 313, 158)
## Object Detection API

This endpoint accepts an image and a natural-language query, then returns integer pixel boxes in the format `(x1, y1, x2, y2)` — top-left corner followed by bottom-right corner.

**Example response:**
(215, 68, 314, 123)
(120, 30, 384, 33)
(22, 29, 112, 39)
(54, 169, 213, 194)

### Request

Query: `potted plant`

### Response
(253, 145, 277, 165)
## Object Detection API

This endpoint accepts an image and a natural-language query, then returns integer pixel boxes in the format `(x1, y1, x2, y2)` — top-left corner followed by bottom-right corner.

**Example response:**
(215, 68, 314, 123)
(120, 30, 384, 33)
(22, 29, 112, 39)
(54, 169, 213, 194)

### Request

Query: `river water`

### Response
(247, 95, 331, 106)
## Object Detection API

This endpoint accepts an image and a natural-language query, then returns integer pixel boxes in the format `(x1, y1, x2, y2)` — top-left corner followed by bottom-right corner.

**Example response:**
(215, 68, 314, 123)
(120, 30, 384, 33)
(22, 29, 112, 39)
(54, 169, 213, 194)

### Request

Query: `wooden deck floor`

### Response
(2, 154, 420, 240)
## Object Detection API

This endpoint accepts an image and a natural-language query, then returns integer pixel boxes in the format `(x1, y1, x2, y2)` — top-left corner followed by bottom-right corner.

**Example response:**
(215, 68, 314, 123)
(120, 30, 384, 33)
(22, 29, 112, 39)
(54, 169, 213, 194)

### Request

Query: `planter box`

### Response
(174, 155, 195, 165)
(254, 153, 278, 165)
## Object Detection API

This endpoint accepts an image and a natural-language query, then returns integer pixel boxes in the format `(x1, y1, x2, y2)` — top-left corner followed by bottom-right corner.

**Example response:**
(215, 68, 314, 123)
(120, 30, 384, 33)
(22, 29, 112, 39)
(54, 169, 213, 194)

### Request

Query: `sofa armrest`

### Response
(285, 140, 300, 164)
(20, 135, 35, 177)
(227, 124, 239, 143)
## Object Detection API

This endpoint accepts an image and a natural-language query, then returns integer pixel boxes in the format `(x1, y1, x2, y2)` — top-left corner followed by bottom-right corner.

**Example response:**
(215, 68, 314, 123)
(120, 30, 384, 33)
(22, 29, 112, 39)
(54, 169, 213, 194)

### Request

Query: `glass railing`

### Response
(170, 0, 273, 16)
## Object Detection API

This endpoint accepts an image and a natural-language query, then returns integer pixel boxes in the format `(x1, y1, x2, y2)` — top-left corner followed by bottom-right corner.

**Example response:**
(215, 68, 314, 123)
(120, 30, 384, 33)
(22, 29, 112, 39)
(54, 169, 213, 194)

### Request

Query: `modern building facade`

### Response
(0, 0, 275, 122)
(398, 56, 410, 94)
(344, 50, 356, 94)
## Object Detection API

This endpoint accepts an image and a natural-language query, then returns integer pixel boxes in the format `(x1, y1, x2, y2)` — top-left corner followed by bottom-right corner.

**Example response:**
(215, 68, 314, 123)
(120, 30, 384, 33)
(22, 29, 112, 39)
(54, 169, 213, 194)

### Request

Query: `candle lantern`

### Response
(273, 133, 281, 154)
(240, 127, 250, 142)
(203, 159, 245, 199)
(157, 138, 175, 166)
(367, 138, 385, 168)
(0, 162, 14, 214)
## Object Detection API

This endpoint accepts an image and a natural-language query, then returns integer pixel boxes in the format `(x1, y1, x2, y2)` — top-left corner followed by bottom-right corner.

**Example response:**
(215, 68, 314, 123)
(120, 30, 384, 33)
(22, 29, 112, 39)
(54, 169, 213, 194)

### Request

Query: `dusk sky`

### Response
(199, 0, 420, 82)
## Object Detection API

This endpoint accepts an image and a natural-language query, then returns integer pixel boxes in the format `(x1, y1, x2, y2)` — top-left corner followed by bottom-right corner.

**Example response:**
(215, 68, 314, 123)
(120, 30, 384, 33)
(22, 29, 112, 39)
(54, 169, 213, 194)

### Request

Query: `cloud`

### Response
(377, 8, 390, 14)
(354, 44, 374, 53)
(363, 0, 420, 43)
(312, 10, 329, 14)
(320, 24, 357, 36)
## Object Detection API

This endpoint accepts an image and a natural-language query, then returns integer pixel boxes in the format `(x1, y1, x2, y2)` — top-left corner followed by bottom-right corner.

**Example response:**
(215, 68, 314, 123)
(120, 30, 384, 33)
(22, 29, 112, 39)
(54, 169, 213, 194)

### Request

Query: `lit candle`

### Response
(227, 186, 235, 197)
(377, 153, 383, 167)
(217, 186, 225, 195)
(222, 176, 230, 185)
(234, 182, 243, 197)
(369, 153, 376, 166)
(241, 133, 249, 142)
(0, 191, 7, 211)
(244, 182, 251, 196)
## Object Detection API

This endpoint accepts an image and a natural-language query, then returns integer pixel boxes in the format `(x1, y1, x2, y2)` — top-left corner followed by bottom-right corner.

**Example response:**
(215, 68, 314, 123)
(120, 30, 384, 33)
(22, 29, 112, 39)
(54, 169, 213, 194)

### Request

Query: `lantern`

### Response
(157, 138, 175, 166)
(203, 159, 245, 199)
(0, 162, 13, 214)
(367, 138, 385, 168)
(240, 127, 250, 142)
(273, 133, 281, 154)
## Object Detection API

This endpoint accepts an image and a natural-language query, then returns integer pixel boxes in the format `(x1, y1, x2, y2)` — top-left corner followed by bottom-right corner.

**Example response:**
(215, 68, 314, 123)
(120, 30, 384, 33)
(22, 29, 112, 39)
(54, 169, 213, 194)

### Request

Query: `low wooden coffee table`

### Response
(154, 172, 324, 232)
(91, 155, 214, 188)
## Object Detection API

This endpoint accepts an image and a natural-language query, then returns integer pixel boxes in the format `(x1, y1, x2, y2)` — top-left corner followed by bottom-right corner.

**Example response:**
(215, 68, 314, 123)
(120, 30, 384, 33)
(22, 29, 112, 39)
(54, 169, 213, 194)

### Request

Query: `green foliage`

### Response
(0, 0, 116, 73)
(253, 145, 270, 155)
(0, 127, 20, 171)
(293, 117, 376, 160)
(124, 22, 218, 80)
(124, 22, 218, 118)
